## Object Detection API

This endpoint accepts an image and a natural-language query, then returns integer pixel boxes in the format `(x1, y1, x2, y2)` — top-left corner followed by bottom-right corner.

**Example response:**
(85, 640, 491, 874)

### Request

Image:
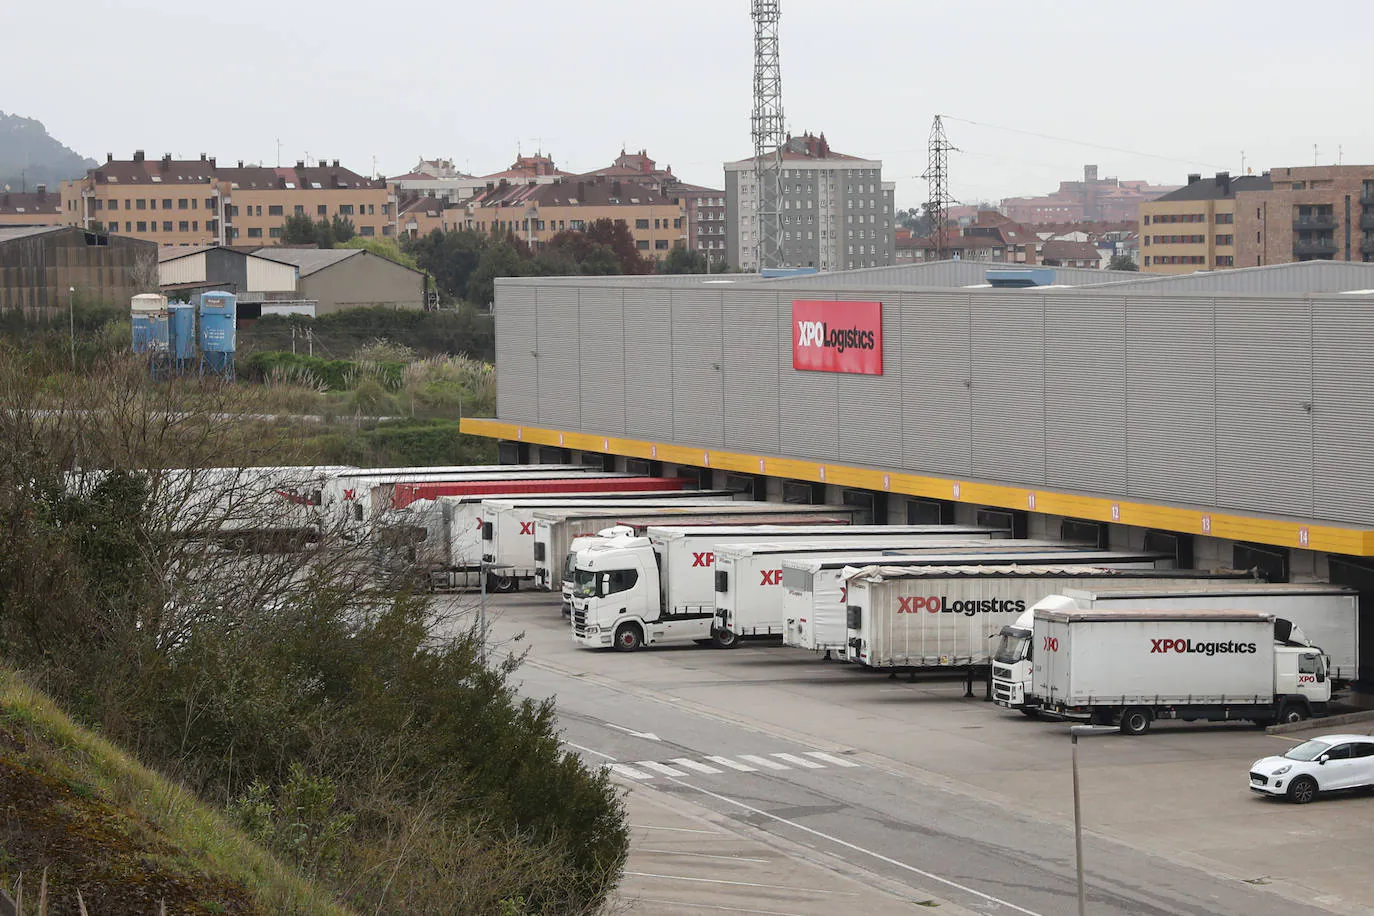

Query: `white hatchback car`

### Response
(1249, 734, 1374, 804)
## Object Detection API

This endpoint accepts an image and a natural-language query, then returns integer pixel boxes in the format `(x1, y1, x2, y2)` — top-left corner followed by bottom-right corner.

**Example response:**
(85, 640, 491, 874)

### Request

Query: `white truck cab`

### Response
(571, 536, 710, 650)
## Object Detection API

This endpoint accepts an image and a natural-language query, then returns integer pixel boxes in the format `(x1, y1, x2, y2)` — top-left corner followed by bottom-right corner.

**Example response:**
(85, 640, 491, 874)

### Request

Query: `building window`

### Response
(338, 204, 354, 215)
(108, 199, 118, 211)
(268, 205, 283, 216)
(359, 225, 375, 236)
(294, 205, 305, 215)
(318, 205, 328, 216)
(192, 221, 198, 231)
(1216, 235, 1234, 246)
(636, 240, 649, 250)
(382, 225, 394, 236)
(136, 199, 146, 210)
(136, 221, 147, 232)
(177, 199, 188, 210)
(162, 221, 172, 232)
(673, 218, 682, 229)
(162, 199, 172, 209)
(1216, 255, 1234, 266)
(635, 218, 649, 229)
(269, 227, 283, 238)
(178, 221, 189, 232)
(205, 198, 215, 210)
(247, 227, 263, 238)
(655, 239, 668, 250)
(1216, 212, 1233, 224)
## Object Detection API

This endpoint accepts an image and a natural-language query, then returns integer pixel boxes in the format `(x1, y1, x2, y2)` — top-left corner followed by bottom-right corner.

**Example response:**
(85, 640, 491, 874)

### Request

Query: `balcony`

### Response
(1293, 237, 1338, 256)
(1293, 214, 1337, 231)
(1361, 211, 1374, 231)
(1363, 238, 1374, 255)
(1362, 188, 1374, 206)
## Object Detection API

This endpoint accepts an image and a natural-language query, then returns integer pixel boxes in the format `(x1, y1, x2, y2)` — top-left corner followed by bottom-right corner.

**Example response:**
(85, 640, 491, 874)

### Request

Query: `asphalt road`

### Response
(464, 592, 1371, 916)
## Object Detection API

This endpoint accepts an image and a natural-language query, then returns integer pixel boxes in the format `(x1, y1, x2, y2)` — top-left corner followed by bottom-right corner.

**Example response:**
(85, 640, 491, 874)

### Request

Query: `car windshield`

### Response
(573, 568, 598, 598)
(1285, 739, 1333, 762)
(993, 631, 1032, 665)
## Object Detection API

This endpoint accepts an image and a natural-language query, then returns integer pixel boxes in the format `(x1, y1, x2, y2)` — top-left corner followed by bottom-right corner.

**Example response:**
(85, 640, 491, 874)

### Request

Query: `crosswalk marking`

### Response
(738, 754, 791, 771)
(670, 758, 723, 775)
(636, 760, 687, 777)
(805, 751, 860, 768)
(705, 755, 757, 771)
(609, 763, 653, 780)
(771, 752, 824, 769)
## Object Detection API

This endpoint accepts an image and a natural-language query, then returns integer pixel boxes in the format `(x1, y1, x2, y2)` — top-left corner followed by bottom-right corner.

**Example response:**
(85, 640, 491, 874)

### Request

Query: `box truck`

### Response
(992, 581, 1354, 711)
(779, 543, 1108, 656)
(391, 475, 691, 509)
(844, 559, 1221, 671)
(713, 530, 1029, 646)
(1030, 606, 1332, 734)
(475, 496, 746, 591)
(571, 522, 881, 650)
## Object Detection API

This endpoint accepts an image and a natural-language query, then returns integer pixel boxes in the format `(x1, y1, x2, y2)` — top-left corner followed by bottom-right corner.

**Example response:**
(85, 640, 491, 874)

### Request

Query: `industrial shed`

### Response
(0, 226, 157, 314)
(253, 248, 427, 316)
(158, 246, 298, 301)
(464, 260, 1374, 691)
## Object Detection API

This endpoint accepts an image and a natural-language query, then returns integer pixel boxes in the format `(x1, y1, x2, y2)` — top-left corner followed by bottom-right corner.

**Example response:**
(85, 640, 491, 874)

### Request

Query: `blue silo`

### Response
(198, 291, 237, 380)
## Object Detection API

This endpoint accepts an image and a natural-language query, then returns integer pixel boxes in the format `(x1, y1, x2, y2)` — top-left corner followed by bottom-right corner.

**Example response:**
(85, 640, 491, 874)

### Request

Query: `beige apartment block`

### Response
(61, 152, 396, 248)
(454, 175, 686, 259)
(1234, 165, 1374, 268)
(1138, 172, 1270, 274)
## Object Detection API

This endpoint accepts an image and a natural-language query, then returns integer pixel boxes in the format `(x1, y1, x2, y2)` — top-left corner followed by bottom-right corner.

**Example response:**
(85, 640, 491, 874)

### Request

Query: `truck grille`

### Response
(993, 683, 1012, 701)
(573, 607, 587, 636)
(993, 665, 1014, 680)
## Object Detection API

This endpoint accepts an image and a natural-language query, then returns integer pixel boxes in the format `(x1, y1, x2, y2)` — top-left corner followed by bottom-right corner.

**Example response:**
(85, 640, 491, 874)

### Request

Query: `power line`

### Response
(942, 115, 1230, 171)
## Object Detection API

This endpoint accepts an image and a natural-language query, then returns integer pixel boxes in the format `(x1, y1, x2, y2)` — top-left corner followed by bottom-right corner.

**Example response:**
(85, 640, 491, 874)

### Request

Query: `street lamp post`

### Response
(1070, 724, 1115, 916)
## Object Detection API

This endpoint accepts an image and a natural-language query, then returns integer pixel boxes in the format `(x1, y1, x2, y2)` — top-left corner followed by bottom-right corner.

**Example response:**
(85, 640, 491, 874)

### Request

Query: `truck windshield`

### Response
(1285, 739, 1332, 762)
(573, 568, 597, 598)
(563, 551, 578, 582)
(993, 629, 1032, 665)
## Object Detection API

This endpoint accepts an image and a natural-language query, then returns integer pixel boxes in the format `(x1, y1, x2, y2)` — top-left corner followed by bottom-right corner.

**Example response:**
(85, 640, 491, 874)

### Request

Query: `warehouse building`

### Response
(252, 248, 427, 315)
(463, 260, 1374, 694)
(0, 225, 157, 314)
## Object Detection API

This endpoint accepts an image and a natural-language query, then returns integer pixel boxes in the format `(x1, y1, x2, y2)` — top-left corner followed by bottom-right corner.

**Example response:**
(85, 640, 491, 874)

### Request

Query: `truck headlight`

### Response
(1273, 764, 1291, 776)
(585, 626, 599, 635)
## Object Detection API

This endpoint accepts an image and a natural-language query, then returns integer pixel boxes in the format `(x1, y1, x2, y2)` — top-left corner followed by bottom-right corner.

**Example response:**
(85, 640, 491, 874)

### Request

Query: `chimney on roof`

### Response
(208, 157, 216, 168)
(133, 150, 145, 163)
(160, 154, 171, 171)
(238, 160, 244, 168)
(332, 159, 340, 168)
(106, 152, 113, 163)
(1187, 173, 1201, 185)
(1215, 171, 1231, 194)
(36, 184, 46, 199)
(200, 153, 207, 161)
(296, 160, 305, 170)
(330, 173, 340, 189)
(577, 180, 586, 197)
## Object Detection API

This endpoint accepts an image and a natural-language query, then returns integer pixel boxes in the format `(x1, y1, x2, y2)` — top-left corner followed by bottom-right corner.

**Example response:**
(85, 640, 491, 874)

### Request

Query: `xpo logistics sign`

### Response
(792, 300, 883, 375)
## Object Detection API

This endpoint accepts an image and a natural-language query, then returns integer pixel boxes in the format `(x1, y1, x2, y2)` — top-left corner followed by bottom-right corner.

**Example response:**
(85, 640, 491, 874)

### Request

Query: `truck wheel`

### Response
(1119, 707, 1152, 736)
(711, 628, 740, 649)
(488, 574, 518, 594)
(614, 623, 643, 652)
(1278, 701, 1308, 725)
(1286, 775, 1319, 804)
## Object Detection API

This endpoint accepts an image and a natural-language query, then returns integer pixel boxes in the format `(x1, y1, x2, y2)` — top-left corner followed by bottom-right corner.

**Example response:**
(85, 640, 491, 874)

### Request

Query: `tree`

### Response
(329, 215, 355, 245)
(280, 212, 317, 246)
(341, 236, 421, 272)
(660, 247, 709, 274)
(405, 229, 489, 303)
(586, 218, 653, 274)
(466, 240, 532, 307)
(896, 207, 933, 235)
(1107, 253, 1139, 271)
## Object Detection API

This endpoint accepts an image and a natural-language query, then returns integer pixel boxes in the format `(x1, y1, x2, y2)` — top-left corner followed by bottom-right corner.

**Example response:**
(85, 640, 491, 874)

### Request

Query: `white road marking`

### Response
(609, 763, 653, 780)
(804, 751, 861, 768)
(738, 754, 791, 771)
(607, 722, 661, 741)
(623, 872, 849, 894)
(771, 752, 824, 769)
(638, 849, 770, 863)
(637, 760, 688, 777)
(566, 741, 617, 761)
(705, 755, 758, 771)
(631, 824, 719, 835)
(630, 898, 807, 916)
(671, 757, 724, 775)
(666, 779, 1045, 916)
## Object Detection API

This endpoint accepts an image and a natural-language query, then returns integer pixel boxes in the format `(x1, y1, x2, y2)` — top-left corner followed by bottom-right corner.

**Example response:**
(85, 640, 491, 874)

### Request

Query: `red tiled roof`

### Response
(1040, 239, 1102, 261)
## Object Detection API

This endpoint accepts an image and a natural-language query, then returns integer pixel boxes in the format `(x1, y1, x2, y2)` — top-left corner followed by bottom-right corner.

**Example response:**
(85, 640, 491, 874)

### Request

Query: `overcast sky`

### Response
(7, 0, 1372, 208)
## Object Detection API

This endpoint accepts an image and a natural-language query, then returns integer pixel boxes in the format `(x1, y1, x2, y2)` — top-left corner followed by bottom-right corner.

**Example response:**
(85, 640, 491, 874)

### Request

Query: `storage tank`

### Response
(198, 291, 237, 378)
(130, 294, 170, 354)
(168, 303, 196, 365)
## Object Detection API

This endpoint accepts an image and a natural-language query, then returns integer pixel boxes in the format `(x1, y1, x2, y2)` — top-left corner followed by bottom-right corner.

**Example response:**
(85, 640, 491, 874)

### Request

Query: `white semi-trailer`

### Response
(779, 543, 1111, 656)
(713, 532, 1048, 647)
(845, 560, 1224, 671)
(992, 581, 1355, 710)
(1031, 606, 1332, 734)
(477, 496, 750, 591)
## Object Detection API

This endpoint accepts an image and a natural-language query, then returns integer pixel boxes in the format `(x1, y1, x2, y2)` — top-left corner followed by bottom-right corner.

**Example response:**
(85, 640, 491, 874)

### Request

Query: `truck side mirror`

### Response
(1316, 669, 1326, 683)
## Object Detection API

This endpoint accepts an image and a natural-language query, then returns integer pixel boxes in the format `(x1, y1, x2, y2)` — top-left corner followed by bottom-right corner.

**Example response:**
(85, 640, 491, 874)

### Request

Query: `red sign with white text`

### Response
(792, 300, 883, 375)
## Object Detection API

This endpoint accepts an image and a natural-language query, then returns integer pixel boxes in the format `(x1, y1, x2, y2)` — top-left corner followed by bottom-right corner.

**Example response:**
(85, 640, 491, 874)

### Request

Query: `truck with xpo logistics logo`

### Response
(843, 559, 1239, 671)
(779, 543, 1112, 657)
(571, 523, 873, 650)
(712, 531, 1035, 646)
(477, 496, 752, 591)
(992, 582, 1356, 712)
(1030, 606, 1333, 734)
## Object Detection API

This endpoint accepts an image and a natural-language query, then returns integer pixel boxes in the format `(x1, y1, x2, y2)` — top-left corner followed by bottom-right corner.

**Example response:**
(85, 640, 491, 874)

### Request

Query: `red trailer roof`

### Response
(392, 475, 689, 509)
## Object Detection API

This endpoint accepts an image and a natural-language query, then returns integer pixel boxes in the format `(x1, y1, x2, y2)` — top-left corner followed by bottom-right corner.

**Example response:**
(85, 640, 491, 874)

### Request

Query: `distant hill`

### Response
(0, 110, 97, 192)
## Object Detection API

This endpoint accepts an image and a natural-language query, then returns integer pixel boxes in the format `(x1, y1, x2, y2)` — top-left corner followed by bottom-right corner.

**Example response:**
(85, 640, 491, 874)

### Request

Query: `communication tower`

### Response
(751, 0, 786, 270)
(922, 115, 958, 260)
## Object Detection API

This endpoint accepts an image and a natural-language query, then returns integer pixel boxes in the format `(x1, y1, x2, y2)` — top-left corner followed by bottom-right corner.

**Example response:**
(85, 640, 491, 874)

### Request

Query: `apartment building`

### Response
(0, 186, 64, 227)
(582, 150, 727, 261)
(60, 151, 395, 247)
(1234, 165, 1374, 267)
(1139, 172, 1271, 274)
(724, 132, 894, 271)
(454, 175, 686, 260)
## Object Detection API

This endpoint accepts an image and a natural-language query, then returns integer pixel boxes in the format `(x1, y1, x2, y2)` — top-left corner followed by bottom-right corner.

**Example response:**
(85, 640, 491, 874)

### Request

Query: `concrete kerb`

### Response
(1265, 707, 1374, 736)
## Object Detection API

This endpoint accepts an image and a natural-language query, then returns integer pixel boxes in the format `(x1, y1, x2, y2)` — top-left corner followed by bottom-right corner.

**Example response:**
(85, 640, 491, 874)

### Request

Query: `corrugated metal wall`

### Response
(158, 252, 208, 286)
(494, 279, 1374, 526)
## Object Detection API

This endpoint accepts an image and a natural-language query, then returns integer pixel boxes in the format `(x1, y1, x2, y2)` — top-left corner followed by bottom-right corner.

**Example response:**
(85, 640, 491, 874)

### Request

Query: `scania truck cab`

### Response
(571, 536, 716, 649)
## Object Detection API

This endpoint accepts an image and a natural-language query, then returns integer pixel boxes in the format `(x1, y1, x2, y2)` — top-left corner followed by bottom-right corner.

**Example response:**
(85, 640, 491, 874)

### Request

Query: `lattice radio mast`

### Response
(751, 0, 786, 270)
(922, 115, 958, 260)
